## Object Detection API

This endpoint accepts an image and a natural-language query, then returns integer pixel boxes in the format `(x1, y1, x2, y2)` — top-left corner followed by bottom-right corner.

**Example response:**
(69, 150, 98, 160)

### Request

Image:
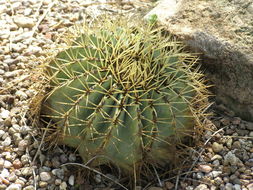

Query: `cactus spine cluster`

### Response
(38, 19, 209, 173)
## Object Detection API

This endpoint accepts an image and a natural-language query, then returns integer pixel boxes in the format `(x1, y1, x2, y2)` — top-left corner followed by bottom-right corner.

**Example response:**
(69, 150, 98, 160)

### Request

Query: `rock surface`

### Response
(146, 0, 253, 121)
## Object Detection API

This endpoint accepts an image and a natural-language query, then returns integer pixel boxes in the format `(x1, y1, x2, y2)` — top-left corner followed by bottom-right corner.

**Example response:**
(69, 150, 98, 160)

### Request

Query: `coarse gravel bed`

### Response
(0, 0, 253, 190)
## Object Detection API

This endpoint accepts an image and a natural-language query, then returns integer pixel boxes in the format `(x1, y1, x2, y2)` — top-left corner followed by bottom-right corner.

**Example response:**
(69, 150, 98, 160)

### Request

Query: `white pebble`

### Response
(6, 184, 22, 190)
(40, 171, 52, 181)
(14, 16, 35, 28)
(0, 109, 10, 119)
(68, 175, 74, 186)
(4, 160, 12, 168)
(2, 136, 11, 147)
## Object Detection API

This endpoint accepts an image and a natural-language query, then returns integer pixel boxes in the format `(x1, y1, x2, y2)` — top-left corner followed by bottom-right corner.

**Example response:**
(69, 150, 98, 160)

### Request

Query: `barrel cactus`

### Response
(37, 19, 209, 173)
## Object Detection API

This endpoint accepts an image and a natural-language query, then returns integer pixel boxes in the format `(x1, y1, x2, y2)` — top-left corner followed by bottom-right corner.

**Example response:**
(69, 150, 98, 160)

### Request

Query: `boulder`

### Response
(146, 0, 253, 121)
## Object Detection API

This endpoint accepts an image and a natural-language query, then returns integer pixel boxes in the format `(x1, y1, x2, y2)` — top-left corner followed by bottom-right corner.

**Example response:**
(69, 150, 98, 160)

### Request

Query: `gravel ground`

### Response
(0, 0, 253, 190)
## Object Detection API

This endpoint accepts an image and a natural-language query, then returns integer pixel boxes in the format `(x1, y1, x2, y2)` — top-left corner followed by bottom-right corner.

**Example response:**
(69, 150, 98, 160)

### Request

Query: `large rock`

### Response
(146, 0, 253, 121)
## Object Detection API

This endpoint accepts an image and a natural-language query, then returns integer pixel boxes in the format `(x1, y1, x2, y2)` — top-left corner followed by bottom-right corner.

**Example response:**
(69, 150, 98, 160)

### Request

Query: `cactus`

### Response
(38, 19, 209, 173)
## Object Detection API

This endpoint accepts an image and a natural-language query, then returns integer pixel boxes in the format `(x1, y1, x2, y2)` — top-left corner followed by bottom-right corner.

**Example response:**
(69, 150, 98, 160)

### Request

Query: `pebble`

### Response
(225, 183, 233, 190)
(6, 184, 22, 190)
(0, 109, 10, 119)
(234, 184, 241, 190)
(212, 142, 224, 153)
(68, 175, 74, 186)
(247, 183, 253, 190)
(13, 159, 23, 169)
(40, 171, 52, 182)
(20, 155, 30, 165)
(198, 165, 212, 173)
(4, 160, 12, 168)
(224, 151, 238, 166)
(39, 181, 48, 188)
(94, 174, 102, 183)
(0, 5, 8, 14)
(24, 8, 32, 16)
(2, 136, 12, 146)
(195, 184, 208, 190)
(18, 140, 29, 152)
(8, 172, 17, 181)
(13, 16, 35, 28)
(55, 179, 61, 185)
(21, 167, 33, 176)
(208, 171, 222, 178)
(23, 186, 35, 190)
(52, 169, 64, 179)
(60, 182, 67, 190)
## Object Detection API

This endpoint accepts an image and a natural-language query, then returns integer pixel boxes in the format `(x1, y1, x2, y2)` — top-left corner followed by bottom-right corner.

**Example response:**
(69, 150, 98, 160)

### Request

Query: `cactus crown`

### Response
(35, 18, 210, 174)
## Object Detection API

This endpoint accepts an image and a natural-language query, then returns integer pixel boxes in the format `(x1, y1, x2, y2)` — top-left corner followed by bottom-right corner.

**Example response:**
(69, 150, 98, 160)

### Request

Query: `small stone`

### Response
(59, 154, 68, 163)
(196, 172, 204, 179)
(20, 155, 30, 165)
(52, 169, 64, 179)
(195, 184, 208, 190)
(212, 159, 220, 166)
(21, 167, 33, 176)
(246, 183, 253, 190)
(95, 174, 102, 183)
(0, 109, 10, 119)
(23, 186, 35, 190)
(39, 181, 48, 188)
(68, 153, 76, 162)
(4, 160, 12, 168)
(18, 140, 29, 152)
(8, 172, 17, 181)
(14, 16, 35, 28)
(226, 138, 233, 148)
(4, 70, 21, 78)
(40, 171, 52, 181)
(0, 184, 7, 190)
(13, 159, 22, 169)
(225, 183, 233, 190)
(247, 3, 253, 14)
(224, 151, 238, 166)
(198, 165, 212, 173)
(59, 182, 67, 190)
(2, 136, 11, 147)
(24, 8, 32, 16)
(212, 142, 223, 153)
(68, 175, 74, 186)
(0, 5, 8, 14)
(246, 122, 253, 130)
(6, 184, 22, 190)
(55, 179, 61, 185)
(208, 171, 222, 178)
(233, 184, 241, 190)
(249, 131, 253, 137)
(232, 141, 241, 149)
(1, 168, 10, 179)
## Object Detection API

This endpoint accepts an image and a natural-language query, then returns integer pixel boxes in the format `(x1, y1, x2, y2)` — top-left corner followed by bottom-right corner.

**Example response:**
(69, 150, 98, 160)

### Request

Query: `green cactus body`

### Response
(40, 20, 209, 172)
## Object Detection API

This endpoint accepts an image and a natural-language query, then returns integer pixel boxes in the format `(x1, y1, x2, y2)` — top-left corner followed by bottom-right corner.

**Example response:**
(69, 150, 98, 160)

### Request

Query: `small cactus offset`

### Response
(37, 19, 209, 173)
